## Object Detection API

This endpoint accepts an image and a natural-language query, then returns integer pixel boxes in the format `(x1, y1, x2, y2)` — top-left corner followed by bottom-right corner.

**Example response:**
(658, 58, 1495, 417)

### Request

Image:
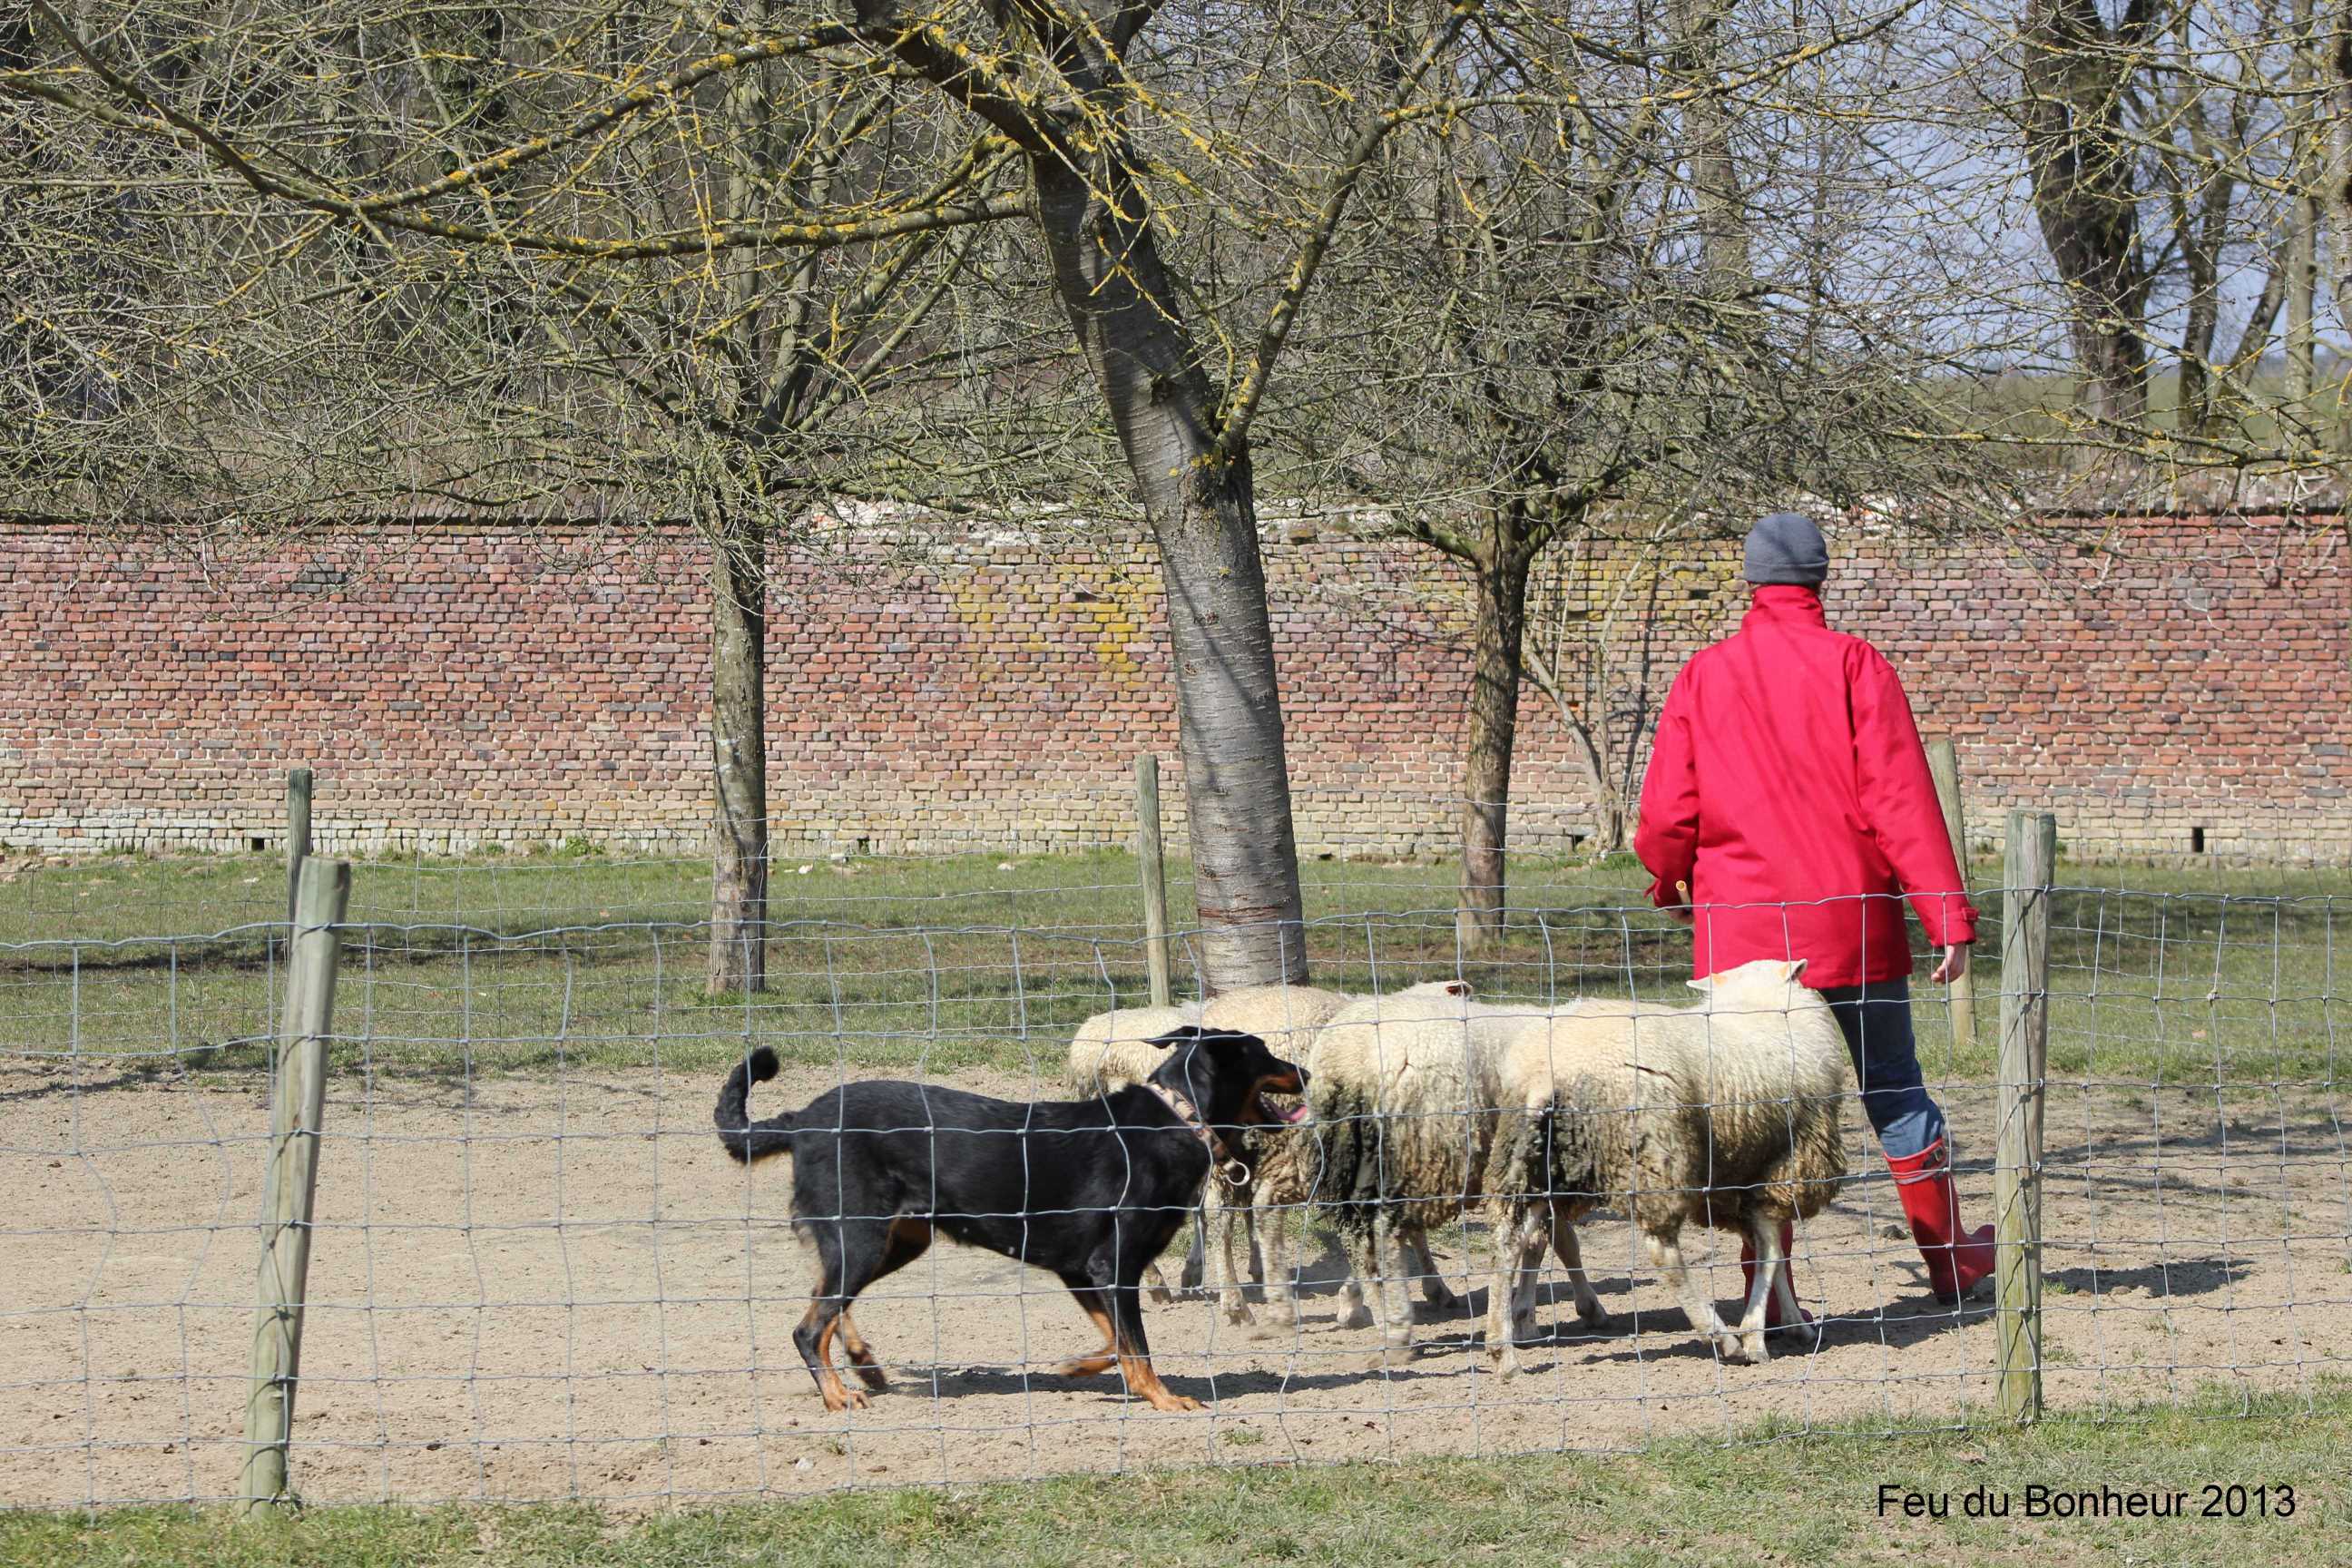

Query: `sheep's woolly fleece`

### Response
(1306, 979, 1540, 1235)
(1063, 1003, 1201, 1096)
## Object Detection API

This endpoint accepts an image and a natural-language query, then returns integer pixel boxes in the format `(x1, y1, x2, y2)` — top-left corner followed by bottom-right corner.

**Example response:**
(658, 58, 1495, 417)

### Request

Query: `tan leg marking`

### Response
(804, 1306, 866, 1412)
(1057, 1298, 1120, 1378)
(1117, 1350, 1202, 1413)
(838, 1309, 888, 1391)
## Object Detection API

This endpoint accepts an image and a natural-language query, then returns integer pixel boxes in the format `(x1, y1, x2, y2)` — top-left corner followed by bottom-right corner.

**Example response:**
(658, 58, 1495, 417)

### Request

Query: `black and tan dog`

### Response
(714, 1027, 1306, 1413)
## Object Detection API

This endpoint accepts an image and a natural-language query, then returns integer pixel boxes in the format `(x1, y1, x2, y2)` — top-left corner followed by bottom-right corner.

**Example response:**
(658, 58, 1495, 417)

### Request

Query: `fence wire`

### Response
(0, 877, 2345, 1508)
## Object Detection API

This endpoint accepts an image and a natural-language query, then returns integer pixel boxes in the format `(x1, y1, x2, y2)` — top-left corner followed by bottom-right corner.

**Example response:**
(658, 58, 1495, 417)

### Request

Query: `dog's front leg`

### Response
(1107, 1284, 1202, 1412)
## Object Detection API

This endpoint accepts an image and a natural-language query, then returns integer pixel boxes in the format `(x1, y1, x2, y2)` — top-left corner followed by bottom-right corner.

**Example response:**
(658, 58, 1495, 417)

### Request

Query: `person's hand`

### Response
(1931, 944, 1970, 985)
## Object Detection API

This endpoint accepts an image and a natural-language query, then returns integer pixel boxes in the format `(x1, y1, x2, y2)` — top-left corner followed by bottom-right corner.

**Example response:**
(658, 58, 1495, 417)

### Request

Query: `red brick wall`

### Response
(1, 517, 2343, 860)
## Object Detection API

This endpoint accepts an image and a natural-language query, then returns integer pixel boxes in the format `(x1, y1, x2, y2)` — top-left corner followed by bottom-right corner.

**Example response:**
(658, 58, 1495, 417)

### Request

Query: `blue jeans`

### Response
(1817, 977, 1944, 1160)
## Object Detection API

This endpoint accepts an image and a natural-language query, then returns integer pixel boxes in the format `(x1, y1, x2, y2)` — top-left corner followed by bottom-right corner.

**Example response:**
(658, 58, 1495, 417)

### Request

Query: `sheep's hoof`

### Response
(1722, 1332, 1769, 1366)
(1417, 1281, 1462, 1313)
(1576, 1300, 1611, 1330)
(1339, 1304, 1376, 1331)
(1220, 1302, 1255, 1328)
(1355, 1344, 1411, 1376)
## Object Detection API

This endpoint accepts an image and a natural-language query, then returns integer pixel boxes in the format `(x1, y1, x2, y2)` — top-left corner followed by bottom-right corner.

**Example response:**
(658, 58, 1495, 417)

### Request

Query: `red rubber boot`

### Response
(1886, 1139, 1995, 1304)
(1740, 1219, 1813, 1331)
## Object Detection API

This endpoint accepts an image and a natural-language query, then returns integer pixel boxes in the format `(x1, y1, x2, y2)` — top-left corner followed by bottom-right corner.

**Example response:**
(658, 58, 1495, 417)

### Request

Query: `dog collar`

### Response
(1145, 1083, 1251, 1187)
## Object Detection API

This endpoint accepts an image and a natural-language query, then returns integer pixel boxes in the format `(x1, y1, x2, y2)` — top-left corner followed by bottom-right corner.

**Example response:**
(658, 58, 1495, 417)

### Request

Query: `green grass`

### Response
(1, 847, 2342, 1086)
(5, 1389, 2347, 1565)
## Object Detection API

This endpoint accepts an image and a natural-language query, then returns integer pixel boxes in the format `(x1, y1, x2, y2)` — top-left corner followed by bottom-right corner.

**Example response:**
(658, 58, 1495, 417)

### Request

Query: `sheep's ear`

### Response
(1443, 980, 1472, 998)
(1685, 974, 1716, 995)
(1784, 958, 1808, 985)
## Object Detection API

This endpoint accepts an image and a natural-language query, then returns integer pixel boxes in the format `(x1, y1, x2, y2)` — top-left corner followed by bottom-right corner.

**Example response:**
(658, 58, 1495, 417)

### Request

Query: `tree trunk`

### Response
(1668, 0, 1751, 299)
(1456, 535, 1533, 952)
(1029, 159, 1307, 993)
(2286, 0, 2320, 424)
(707, 513, 769, 995)
(2021, 0, 2151, 429)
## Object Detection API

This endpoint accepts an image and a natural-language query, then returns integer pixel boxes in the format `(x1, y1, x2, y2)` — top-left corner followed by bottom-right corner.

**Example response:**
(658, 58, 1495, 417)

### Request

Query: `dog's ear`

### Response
(1146, 1024, 1208, 1051)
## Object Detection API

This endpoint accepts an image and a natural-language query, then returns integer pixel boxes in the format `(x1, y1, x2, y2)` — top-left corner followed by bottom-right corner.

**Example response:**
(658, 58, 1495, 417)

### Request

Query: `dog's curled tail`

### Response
(714, 1046, 798, 1164)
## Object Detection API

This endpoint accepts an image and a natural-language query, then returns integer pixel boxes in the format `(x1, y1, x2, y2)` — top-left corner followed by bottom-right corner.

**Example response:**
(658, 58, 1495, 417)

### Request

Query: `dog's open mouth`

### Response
(1249, 1086, 1310, 1126)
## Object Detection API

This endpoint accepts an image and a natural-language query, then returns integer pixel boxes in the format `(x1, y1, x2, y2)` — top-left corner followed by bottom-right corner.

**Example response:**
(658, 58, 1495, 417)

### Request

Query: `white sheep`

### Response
(1063, 1002, 1200, 1097)
(1305, 979, 1606, 1357)
(1489, 958, 1847, 1370)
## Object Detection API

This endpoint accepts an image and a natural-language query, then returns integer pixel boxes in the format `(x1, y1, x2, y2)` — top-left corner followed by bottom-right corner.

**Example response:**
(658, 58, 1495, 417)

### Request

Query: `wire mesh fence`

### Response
(0, 848, 2347, 1509)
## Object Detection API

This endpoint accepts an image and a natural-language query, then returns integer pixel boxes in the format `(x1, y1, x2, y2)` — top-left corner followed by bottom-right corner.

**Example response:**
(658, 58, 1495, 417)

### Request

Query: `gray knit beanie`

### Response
(1743, 511, 1829, 587)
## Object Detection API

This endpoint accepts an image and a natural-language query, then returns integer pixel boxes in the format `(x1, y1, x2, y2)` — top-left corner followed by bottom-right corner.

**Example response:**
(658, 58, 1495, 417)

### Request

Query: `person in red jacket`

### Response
(1634, 510, 1994, 1319)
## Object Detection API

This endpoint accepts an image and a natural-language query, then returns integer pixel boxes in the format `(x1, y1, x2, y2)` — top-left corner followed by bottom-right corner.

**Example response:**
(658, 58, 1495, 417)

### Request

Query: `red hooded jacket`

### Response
(1632, 584, 1978, 989)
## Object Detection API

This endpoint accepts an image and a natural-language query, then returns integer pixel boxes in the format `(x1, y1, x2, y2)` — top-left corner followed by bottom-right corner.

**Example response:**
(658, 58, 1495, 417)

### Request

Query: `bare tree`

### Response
(2018, 0, 2157, 429)
(1264, 3, 2015, 947)
(8, 0, 1525, 992)
(3, 0, 1067, 992)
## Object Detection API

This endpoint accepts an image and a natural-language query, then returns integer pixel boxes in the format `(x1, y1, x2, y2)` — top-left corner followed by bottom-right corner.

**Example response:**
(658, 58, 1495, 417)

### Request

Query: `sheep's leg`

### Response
(1325, 1213, 1374, 1329)
(1143, 1261, 1173, 1306)
(1768, 1229, 1814, 1348)
(1549, 1209, 1609, 1329)
(1210, 1181, 1254, 1327)
(1251, 1190, 1299, 1338)
(1178, 1207, 1207, 1293)
(1486, 1205, 1550, 1377)
(1360, 1208, 1416, 1356)
(1729, 1217, 1779, 1366)
(1646, 1226, 1741, 1362)
(1403, 1225, 1461, 1314)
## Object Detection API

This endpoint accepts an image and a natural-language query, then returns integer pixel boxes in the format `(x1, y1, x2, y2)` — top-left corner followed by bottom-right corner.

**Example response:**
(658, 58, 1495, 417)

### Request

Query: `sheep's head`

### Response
(1688, 958, 1813, 1014)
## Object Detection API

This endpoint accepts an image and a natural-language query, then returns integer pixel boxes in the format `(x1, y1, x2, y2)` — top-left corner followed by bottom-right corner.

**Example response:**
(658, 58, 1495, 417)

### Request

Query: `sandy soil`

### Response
(2, 1058, 2347, 1507)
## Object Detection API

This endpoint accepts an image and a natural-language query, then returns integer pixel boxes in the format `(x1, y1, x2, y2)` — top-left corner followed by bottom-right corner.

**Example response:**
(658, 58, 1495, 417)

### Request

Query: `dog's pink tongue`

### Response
(1281, 1103, 1309, 1124)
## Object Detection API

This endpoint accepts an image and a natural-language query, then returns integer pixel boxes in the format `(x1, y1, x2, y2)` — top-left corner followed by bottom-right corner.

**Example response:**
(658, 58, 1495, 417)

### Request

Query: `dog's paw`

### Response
(853, 1364, 890, 1393)
(820, 1385, 870, 1413)
(1147, 1392, 1205, 1413)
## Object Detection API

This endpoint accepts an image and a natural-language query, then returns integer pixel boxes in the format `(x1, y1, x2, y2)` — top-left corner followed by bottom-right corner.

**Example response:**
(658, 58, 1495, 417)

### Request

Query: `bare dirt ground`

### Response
(3, 1059, 2347, 1508)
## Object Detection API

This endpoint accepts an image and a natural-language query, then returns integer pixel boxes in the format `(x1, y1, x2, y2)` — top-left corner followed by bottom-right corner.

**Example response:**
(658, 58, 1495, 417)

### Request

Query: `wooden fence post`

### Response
(284, 769, 314, 931)
(1137, 755, 1173, 1007)
(1924, 738, 1977, 1049)
(241, 857, 352, 1514)
(1994, 810, 2055, 1423)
